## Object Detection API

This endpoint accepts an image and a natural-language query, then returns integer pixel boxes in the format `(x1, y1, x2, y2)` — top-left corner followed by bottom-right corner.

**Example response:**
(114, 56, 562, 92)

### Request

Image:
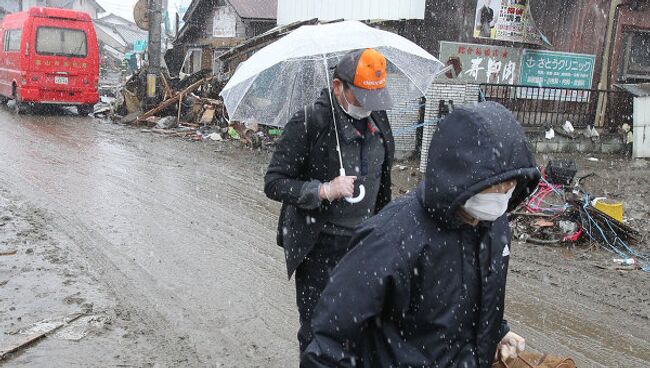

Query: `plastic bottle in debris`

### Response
(612, 258, 636, 265)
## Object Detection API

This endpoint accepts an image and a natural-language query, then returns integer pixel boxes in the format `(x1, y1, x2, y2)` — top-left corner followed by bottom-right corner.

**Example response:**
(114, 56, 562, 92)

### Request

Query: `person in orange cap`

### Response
(264, 48, 395, 353)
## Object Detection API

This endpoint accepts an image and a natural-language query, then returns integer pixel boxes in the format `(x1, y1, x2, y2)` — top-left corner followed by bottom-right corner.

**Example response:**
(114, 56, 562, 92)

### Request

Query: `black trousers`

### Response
(294, 232, 352, 353)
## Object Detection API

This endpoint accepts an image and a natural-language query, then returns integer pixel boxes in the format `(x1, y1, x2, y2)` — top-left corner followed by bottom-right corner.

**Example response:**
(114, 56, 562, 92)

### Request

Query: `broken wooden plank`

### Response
(181, 123, 201, 128)
(510, 212, 556, 218)
(160, 72, 174, 101)
(138, 76, 215, 122)
(177, 92, 183, 124)
(0, 250, 17, 256)
(151, 128, 176, 135)
(594, 264, 639, 271)
(199, 106, 215, 125)
(0, 313, 84, 360)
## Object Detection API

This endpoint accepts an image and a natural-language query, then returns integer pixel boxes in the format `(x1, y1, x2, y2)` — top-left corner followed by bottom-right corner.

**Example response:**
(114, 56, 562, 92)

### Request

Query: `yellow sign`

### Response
(147, 74, 156, 97)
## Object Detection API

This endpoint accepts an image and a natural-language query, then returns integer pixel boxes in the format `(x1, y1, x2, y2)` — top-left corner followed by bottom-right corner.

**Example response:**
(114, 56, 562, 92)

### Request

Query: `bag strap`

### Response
(304, 104, 315, 147)
(304, 103, 327, 154)
(496, 353, 536, 368)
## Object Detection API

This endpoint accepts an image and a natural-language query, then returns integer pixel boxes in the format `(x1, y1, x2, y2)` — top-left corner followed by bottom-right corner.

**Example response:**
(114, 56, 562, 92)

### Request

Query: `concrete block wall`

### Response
(419, 84, 480, 172)
(527, 133, 625, 154)
(385, 74, 420, 157)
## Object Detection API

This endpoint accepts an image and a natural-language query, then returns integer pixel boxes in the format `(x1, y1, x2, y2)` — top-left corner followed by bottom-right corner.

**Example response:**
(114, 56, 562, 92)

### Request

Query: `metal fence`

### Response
(479, 84, 633, 130)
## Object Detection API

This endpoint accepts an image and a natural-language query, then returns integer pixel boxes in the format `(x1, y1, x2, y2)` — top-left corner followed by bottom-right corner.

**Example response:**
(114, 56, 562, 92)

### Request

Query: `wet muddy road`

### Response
(0, 106, 295, 367)
(0, 106, 648, 367)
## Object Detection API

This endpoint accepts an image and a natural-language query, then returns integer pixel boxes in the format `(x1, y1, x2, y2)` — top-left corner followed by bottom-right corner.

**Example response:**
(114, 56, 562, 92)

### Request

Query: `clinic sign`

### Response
(439, 41, 522, 85)
(133, 40, 148, 53)
(519, 50, 595, 89)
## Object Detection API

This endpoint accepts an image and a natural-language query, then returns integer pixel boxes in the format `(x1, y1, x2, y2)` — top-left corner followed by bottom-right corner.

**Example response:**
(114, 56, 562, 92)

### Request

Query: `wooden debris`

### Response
(511, 212, 556, 218)
(0, 313, 84, 360)
(568, 198, 641, 244)
(199, 105, 216, 125)
(138, 76, 217, 122)
(120, 111, 141, 124)
(533, 219, 555, 228)
(123, 89, 140, 114)
(160, 72, 174, 100)
(594, 264, 639, 271)
(151, 128, 176, 135)
(0, 250, 17, 256)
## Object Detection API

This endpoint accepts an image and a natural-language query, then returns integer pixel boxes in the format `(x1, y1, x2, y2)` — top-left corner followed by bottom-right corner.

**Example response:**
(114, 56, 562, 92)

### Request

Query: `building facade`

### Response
(2, 0, 105, 18)
(170, 0, 277, 76)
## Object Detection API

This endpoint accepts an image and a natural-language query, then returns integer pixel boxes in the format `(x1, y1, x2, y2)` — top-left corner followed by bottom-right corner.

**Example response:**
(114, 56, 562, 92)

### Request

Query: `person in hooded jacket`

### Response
(264, 48, 395, 353)
(301, 101, 541, 368)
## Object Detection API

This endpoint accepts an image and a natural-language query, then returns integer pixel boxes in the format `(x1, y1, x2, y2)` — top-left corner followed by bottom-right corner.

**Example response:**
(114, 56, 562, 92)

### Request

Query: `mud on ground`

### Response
(1, 106, 648, 367)
(0, 188, 168, 367)
(152, 131, 650, 367)
(259, 145, 650, 367)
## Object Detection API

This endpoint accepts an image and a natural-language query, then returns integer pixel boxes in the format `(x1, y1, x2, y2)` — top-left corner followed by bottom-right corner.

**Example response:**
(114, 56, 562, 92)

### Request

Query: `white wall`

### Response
(212, 5, 236, 37)
(419, 84, 480, 173)
(277, 0, 425, 25)
(20, 0, 46, 11)
(633, 96, 650, 159)
(74, 0, 99, 19)
(385, 73, 421, 156)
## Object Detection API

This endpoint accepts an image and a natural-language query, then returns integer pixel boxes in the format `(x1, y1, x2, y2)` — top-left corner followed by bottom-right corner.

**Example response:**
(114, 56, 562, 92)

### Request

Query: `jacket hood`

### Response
(418, 101, 540, 225)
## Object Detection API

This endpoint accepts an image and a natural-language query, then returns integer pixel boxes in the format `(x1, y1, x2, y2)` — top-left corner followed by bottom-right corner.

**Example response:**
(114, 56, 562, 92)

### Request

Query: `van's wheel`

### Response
(77, 104, 94, 116)
(0, 96, 8, 105)
(13, 100, 27, 114)
(11, 85, 26, 114)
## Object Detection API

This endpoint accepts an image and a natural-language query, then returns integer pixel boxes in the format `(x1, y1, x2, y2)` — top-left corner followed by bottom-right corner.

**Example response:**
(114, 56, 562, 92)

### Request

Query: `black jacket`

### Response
(264, 90, 395, 279)
(302, 102, 540, 367)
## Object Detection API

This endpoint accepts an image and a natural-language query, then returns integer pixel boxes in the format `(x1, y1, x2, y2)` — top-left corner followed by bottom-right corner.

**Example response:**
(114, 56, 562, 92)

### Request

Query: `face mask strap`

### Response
(340, 86, 371, 119)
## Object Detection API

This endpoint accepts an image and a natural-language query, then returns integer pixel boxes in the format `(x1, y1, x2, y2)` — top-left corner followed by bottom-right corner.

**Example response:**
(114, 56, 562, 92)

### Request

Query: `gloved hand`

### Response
(320, 176, 357, 202)
(496, 331, 526, 360)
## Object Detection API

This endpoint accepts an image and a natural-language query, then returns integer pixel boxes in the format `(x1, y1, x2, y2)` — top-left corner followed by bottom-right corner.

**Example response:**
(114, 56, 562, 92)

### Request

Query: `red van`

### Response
(0, 7, 99, 115)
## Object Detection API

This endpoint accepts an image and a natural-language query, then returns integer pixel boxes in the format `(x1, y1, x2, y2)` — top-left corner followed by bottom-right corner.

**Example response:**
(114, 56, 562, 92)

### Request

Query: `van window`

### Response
(3, 29, 22, 52)
(35, 27, 87, 57)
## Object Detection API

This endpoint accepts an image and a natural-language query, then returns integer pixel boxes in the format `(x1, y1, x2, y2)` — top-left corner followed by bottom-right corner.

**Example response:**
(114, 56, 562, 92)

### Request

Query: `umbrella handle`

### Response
(345, 185, 366, 204)
(339, 168, 366, 204)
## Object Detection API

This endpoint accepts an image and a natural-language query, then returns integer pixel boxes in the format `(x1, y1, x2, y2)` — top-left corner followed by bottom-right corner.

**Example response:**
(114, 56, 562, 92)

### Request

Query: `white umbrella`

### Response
(220, 20, 443, 128)
(220, 20, 443, 203)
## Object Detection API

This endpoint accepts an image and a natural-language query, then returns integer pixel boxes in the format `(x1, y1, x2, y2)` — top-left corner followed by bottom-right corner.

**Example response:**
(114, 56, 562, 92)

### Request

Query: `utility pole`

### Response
(146, 0, 163, 104)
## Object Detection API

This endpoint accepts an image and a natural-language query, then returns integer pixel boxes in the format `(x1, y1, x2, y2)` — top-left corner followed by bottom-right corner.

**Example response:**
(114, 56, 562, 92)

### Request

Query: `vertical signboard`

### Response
(474, 0, 543, 45)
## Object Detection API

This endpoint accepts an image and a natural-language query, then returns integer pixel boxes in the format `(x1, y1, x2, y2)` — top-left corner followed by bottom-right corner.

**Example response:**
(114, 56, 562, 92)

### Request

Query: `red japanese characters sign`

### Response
(439, 41, 523, 84)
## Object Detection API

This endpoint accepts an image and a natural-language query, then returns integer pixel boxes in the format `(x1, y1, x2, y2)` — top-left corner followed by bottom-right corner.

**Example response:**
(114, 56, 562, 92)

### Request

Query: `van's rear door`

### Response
(29, 17, 92, 89)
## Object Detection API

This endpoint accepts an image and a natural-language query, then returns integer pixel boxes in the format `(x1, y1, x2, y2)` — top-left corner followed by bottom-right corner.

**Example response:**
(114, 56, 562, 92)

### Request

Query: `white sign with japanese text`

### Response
(439, 41, 523, 85)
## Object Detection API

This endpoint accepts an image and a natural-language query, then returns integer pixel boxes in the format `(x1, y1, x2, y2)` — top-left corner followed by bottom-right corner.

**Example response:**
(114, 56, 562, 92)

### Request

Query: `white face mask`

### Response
(340, 88, 372, 120)
(462, 186, 516, 222)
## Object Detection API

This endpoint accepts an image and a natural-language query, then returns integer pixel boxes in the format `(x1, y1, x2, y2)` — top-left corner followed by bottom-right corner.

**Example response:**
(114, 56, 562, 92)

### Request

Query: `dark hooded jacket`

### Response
(265, 89, 394, 279)
(301, 102, 540, 368)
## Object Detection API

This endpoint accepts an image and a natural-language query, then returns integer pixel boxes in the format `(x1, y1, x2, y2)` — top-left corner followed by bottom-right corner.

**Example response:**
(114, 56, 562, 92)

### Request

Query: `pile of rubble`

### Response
(510, 159, 649, 272)
(95, 68, 281, 148)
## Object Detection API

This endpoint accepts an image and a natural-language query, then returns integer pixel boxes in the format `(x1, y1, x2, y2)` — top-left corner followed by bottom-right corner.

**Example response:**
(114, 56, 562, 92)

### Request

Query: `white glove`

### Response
(321, 176, 357, 201)
(496, 331, 526, 360)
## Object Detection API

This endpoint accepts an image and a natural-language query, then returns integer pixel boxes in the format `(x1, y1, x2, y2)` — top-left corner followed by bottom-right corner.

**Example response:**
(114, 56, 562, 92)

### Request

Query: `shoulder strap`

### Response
(304, 103, 319, 152)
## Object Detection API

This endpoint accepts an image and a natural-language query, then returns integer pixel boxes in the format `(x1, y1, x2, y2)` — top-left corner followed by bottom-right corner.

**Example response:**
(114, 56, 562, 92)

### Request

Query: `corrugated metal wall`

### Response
(277, 0, 425, 25)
